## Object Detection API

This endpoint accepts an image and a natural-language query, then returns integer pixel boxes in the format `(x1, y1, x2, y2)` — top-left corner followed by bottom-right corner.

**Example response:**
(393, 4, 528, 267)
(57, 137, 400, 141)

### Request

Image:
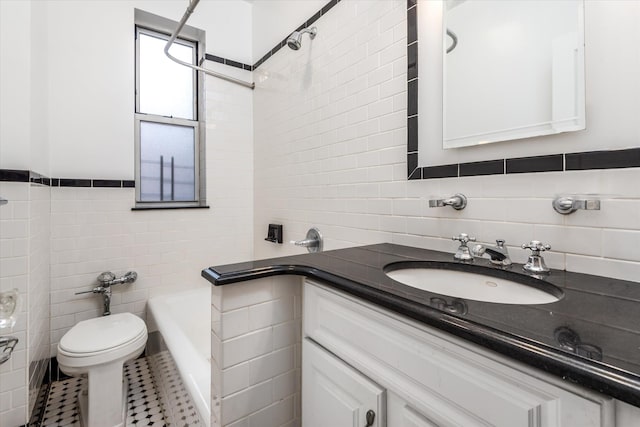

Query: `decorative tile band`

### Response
(0, 170, 135, 188)
(205, 54, 253, 71)
(405, 1, 640, 180)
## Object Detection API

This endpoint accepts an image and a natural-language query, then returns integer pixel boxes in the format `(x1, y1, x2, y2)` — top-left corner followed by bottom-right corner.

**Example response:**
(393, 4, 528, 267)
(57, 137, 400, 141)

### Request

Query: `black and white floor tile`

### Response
(40, 355, 202, 427)
(147, 351, 203, 427)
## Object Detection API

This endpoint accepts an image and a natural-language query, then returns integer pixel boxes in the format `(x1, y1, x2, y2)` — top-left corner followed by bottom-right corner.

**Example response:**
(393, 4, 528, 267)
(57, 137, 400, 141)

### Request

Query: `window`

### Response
(135, 25, 205, 207)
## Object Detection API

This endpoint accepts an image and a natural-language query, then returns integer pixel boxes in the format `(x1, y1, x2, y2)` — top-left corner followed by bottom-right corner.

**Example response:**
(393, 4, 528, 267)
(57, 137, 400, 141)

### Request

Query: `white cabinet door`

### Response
(302, 338, 385, 427)
(387, 393, 441, 427)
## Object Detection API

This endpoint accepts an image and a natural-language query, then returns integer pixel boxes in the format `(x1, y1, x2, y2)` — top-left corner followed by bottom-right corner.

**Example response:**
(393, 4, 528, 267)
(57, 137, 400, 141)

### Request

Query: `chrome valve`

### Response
(522, 241, 551, 274)
(290, 227, 323, 253)
(76, 271, 138, 316)
(452, 233, 476, 262)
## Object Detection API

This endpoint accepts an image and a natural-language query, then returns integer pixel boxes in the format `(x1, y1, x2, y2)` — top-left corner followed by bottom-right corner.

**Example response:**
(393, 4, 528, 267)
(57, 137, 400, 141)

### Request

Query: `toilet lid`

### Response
(59, 313, 147, 354)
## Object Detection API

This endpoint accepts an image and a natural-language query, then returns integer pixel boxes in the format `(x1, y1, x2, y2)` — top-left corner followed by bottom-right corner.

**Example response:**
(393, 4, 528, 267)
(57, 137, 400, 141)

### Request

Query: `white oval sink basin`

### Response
(385, 265, 561, 305)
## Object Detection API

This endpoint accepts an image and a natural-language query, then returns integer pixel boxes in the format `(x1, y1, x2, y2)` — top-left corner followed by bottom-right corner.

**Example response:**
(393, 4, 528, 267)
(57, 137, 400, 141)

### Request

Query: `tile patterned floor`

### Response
(40, 355, 203, 427)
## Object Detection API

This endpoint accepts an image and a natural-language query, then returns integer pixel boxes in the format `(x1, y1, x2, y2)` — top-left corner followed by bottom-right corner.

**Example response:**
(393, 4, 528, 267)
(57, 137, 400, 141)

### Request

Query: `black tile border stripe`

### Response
(566, 147, 640, 171)
(0, 171, 139, 188)
(460, 159, 504, 177)
(405, 1, 639, 180)
(506, 154, 564, 174)
(0, 169, 30, 182)
(251, 0, 341, 71)
(205, 54, 254, 71)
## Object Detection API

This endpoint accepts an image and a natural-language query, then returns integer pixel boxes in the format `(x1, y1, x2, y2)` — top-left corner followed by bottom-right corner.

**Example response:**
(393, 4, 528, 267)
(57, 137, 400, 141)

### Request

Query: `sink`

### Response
(384, 262, 562, 305)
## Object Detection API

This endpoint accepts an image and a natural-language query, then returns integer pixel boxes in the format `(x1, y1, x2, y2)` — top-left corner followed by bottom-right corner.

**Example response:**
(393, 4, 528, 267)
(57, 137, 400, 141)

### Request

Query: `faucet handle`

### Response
(553, 196, 601, 215)
(452, 233, 475, 245)
(452, 234, 475, 262)
(522, 240, 551, 254)
(495, 239, 506, 247)
(429, 193, 467, 210)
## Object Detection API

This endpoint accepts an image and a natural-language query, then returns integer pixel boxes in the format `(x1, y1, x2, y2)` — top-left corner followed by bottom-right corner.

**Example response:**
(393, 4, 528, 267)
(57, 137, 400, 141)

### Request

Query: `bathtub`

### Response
(147, 287, 211, 426)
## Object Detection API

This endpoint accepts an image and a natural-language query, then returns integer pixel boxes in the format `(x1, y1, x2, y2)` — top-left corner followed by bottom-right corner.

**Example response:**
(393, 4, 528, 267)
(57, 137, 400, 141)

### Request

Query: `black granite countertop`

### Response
(201, 243, 640, 407)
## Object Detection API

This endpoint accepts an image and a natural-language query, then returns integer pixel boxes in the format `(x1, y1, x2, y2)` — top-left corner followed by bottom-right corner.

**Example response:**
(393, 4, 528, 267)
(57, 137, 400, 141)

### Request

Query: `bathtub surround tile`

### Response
(212, 276, 301, 426)
(224, 328, 274, 368)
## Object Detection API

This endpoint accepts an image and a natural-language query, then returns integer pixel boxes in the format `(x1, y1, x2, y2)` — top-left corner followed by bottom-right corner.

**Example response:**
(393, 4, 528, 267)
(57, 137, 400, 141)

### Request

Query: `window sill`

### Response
(131, 205, 210, 211)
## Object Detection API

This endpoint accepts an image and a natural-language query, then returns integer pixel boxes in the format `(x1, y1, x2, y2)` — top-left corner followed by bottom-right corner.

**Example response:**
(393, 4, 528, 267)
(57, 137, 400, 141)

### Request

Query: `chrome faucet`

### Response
(471, 239, 512, 268)
(76, 271, 138, 316)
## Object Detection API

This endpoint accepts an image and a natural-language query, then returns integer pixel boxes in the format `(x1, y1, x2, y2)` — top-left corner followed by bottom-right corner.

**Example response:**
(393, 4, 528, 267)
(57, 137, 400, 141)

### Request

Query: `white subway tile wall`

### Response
(49, 68, 254, 355)
(253, 0, 640, 283)
(0, 183, 29, 426)
(212, 276, 301, 427)
(0, 181, 50, 426)
(28, 184, 50, 416)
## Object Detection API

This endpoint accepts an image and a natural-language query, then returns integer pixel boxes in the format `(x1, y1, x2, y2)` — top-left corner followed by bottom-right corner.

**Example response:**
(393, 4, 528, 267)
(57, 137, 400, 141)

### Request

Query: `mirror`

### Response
(442, 0, 585, 149)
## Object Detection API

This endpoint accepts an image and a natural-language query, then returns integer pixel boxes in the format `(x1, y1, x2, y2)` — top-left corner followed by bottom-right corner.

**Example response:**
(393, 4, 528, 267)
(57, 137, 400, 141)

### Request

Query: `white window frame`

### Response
(134, 14, 207, 209)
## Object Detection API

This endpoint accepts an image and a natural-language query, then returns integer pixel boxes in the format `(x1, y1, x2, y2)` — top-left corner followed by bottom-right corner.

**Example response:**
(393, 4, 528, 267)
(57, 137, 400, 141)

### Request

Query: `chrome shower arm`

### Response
(165, 0, 255, 90)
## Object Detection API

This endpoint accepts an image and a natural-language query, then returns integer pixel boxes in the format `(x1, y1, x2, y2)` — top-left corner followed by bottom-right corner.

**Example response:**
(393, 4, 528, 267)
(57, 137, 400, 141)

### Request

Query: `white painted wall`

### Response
(253, 0, 640, 283)
(251, 0, 326, 62)
(419, 0, 640, 166)
(43, 0, 251, 179)
(0, 1, 33, 171)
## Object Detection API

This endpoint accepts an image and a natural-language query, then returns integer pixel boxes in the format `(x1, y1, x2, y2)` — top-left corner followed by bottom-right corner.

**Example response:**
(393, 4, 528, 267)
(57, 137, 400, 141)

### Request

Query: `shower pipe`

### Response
(164, 0, 255, 89)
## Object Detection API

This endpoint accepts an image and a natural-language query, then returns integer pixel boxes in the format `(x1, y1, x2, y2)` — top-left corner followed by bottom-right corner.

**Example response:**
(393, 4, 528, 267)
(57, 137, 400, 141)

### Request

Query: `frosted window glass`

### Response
(139, 33, 195, 120)
(139, 121, 195, 202)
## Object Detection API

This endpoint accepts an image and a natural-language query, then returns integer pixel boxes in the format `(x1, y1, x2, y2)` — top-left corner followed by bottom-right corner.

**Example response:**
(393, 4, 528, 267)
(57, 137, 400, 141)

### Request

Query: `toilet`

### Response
(57, 313, 148, 427)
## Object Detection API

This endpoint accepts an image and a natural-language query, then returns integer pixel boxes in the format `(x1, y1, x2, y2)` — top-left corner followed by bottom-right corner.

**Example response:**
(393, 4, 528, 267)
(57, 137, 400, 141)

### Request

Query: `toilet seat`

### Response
(59, 313, 146, 354)
(57, 313, 147, 369)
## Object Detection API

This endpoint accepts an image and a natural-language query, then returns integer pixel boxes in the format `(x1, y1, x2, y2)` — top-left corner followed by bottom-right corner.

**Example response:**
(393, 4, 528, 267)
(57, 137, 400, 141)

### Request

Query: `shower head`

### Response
(286, 27, 317, 51)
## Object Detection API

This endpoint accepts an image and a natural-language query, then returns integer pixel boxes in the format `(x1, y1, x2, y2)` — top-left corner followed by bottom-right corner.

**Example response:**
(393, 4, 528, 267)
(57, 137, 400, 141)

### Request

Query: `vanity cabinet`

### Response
(302, 338, 385, 427)
(303, 279, 616, 427)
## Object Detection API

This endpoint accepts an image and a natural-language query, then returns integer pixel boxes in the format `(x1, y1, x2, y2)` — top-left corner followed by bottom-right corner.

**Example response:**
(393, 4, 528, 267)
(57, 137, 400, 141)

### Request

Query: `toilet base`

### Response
(78, 378, 128, 427)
